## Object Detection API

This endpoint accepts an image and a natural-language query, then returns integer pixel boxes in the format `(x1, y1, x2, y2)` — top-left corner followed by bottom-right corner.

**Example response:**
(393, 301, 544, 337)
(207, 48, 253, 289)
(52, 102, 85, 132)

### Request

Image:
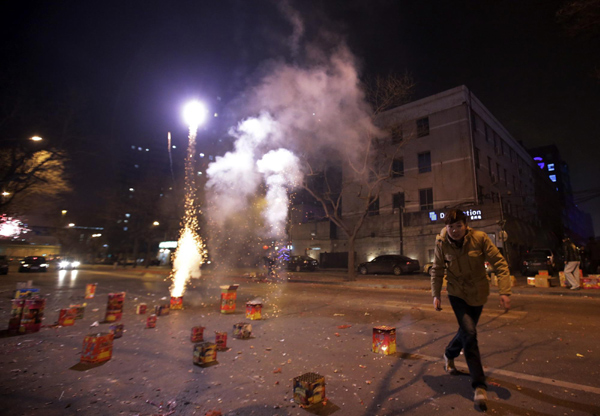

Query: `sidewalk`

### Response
(84, 264, 600, 298)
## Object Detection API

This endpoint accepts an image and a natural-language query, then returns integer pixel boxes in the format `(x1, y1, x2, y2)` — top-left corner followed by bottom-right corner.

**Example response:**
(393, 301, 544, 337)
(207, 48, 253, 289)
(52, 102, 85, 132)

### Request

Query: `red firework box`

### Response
(136, 303, 147, 314)
(155, 304, 170, 316)
(69, 304, 85, 320)
(58, 308, 76, 326)
(85, 283, 97, 299)
(109, 323, 124, 339)
(220, 284, 239, 314)
(373, 326, 397, 355)
(81, 332, 114, 364)
(170, 296, 183, 310)
(293, 372, 326, 406)
(146, 314, 157, 328)
(245, 301, 262, 320)
(104, 292, 125, 322)
(582, 276, 600, 289)
(215, 331, 228, 350)
(193, 342, 217, 366)
(19, 298, 46, 334)
(233, 322, 252, 339)
(8, 299, 26, 333)
(190, 326, 205, 342)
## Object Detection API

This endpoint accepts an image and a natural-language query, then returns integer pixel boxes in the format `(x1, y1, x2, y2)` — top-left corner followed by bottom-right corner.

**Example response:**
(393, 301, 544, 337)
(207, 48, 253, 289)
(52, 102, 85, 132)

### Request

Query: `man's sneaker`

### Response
(474, 387, 488, 411)
(443, 354, 459, 375)
(570, 286, 581, 290)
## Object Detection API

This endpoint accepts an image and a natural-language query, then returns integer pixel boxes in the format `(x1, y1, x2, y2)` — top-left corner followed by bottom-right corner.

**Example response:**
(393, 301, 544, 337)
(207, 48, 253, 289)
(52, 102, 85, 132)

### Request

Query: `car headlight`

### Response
(72, 261, 80, 267)
(23, 264, 29, 267)
(41, 263, 49, 267)
(59, 261, 69, 268)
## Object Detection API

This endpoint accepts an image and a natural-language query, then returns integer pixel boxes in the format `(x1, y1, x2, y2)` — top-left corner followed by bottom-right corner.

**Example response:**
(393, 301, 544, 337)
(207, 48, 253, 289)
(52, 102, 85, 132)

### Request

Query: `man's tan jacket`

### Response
(430, 227, 511, 306)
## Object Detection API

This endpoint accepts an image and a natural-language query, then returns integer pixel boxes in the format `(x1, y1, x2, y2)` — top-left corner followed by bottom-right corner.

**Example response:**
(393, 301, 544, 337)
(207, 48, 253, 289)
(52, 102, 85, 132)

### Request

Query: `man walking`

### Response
(430, 209, 511, 411)
(562, 236, 581, 290)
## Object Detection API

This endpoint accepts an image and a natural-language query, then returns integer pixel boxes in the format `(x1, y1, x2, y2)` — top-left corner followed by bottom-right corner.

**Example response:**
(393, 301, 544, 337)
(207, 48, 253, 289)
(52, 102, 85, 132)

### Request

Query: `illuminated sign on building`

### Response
(429, 209, 483, 222)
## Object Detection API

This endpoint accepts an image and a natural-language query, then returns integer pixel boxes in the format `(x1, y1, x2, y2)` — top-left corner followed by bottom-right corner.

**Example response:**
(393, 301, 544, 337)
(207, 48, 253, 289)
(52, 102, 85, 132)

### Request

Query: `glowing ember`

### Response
(169, 121, 206, 298)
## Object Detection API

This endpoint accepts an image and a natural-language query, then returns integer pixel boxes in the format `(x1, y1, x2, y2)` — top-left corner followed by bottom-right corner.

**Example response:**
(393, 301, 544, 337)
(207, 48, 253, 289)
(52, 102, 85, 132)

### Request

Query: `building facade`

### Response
(290, 86, 563, 270)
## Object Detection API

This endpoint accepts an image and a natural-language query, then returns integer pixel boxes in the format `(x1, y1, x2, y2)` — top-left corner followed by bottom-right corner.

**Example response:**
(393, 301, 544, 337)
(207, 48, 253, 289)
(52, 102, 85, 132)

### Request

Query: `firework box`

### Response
(191, 326, 205, 342)
(104, 292, 125, 322)
(534, 275, 551, 288)
(559, 271, 566, 287)
(136, 303, 147, 314)
(170, 296, 183, 310)
(19, 298, 46, 334)
(69, 304, 85, 319)
(81, 332, 114, 364)
(8, 299, 25, 333)
(293, 372, 326, 406)
(215, 331, 228, 350)
(373, 326, 397, 355)
(14, 288, 40, 299)
(58, 308, 76, 326)
(220, 285, 239, 314)
(527, 276, 536, 286)
(245, 301, 262, 320)
(85, 283, 97, 299)
(537, 270, 549, 276)
(155, 304, 170, 316)
(146, 314, 157, 328)
(109, 323, 124, 338)
(193, 342, 217, 366)
(582, 276, 600, 289)
(233, 322, 252, 339)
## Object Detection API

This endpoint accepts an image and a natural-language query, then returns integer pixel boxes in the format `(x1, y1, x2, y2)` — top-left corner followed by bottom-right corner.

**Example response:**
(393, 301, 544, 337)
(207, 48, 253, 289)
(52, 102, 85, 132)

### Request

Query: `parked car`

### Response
(58, 257, 81, 270)
(286, 255, 319, 272)
(0, 255, 9, 275)
(521, 249, 556, 276)
(18, 256, 50, 273)
(358, 255, 420, 276)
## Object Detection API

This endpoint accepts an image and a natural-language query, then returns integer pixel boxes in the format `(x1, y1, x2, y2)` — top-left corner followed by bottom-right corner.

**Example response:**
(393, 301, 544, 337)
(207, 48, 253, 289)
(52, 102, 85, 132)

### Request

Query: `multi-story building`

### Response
(290, 86, 567, 270)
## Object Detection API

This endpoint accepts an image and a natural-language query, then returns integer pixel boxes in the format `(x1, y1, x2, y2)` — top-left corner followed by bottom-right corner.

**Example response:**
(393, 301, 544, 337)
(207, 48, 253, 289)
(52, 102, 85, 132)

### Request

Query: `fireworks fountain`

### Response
(169, 101, 208, 300)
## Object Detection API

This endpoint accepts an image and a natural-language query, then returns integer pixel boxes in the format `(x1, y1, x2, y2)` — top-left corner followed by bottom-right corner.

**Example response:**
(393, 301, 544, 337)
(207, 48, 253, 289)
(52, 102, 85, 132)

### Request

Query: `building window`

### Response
(513, 175, 516, 191)
(478, 185, 485, 204)
(474, 147, 480, 169)
(504, 168, 507, 185)
(419, 188, 433, 211)
(484, 124, 491, 143)
(368, 197, 380, 216)
(416, 117, 430, 137)
(390, 124, 403, 144)
(500, 139, 505, 156)
(392, 158, 404, 177)
(471, 110, 478, 131)
(496, 163, 500, 181)
(418, 152, 432, 173)
(488, 157, 492, 176)
(393, 192, 405, 211)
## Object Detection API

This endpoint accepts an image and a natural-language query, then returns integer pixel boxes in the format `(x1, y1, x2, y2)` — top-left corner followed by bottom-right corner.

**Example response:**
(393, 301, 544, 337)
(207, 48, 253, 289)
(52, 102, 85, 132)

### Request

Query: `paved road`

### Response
(0, 267, 599, 416)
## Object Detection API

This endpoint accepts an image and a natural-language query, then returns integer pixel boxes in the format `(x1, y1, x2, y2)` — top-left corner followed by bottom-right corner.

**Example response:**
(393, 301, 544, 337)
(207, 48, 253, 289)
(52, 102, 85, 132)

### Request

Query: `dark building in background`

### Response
(528, 145, 594, 244)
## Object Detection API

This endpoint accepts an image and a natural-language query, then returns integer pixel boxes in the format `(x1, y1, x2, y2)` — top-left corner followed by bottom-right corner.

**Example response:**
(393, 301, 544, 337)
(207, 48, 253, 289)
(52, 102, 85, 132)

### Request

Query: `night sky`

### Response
(2, 0, 599, 234)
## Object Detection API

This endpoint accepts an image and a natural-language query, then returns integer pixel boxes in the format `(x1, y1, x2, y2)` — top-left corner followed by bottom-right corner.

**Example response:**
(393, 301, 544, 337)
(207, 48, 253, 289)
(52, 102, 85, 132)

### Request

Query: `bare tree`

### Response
(299, 74, 414, 280)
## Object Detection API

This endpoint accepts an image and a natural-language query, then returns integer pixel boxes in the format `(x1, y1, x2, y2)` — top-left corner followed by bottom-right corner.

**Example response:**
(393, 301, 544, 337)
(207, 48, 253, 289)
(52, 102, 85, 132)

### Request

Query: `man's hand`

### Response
(499, 294, 511, 312)
(433, 297, 442, 311)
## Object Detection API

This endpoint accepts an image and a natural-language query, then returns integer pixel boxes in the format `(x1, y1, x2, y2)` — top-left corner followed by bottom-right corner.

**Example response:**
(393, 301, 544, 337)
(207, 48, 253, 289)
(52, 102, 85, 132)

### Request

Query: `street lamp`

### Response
(1, 191, 10, 197)
(68, 223, 75, 227)
(152, 221, 160, 226)
(30, 136, 43, 142)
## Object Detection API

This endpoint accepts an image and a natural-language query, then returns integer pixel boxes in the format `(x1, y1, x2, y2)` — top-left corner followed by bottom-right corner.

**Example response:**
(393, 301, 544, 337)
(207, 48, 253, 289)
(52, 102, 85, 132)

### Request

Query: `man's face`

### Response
(446, 221, 467, 241)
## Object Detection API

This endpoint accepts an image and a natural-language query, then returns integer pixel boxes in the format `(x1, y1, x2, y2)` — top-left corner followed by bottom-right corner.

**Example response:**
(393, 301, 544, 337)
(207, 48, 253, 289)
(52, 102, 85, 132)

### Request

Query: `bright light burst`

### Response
(0, 215, 29, 238)
(169, 113, 207, 297)
(182, 101, 207, 130)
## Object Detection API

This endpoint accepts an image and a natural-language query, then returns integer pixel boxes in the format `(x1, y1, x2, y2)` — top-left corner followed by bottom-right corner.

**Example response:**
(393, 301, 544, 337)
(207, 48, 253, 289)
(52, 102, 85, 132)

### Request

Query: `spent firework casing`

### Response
(58, 308, 76, 326)
(81, 332, 114, 363)
(69, 304, 85, 319)
(136, 303, 147, 314)
(191, 326, 205, 342)
(193, 342, 217, 366)
(104, 292, 125, 322)
(170, 296, 183, 310)
(372, 326, 397, 355)
(146, 314, 157, 328)
(85, 283, 97, 299)
(109, 323, 124, 338)
(19, 298, 46, 334)
(14, 288, 40, 299)
(8, 299, 26, 333)
(219, 285, 239, 314)
(215, 331, 228, 350)
(155, 304, 170, 316)
(293, 372, 326, 406)
(233, 322, 252, 339)
(245, 302, 262, 320)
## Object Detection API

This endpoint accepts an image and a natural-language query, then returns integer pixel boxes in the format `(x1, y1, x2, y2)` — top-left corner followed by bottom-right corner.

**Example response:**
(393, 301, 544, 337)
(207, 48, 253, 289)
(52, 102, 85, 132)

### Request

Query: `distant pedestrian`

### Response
(430, 209, 511, 411)
(562, 237, 581, 290)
